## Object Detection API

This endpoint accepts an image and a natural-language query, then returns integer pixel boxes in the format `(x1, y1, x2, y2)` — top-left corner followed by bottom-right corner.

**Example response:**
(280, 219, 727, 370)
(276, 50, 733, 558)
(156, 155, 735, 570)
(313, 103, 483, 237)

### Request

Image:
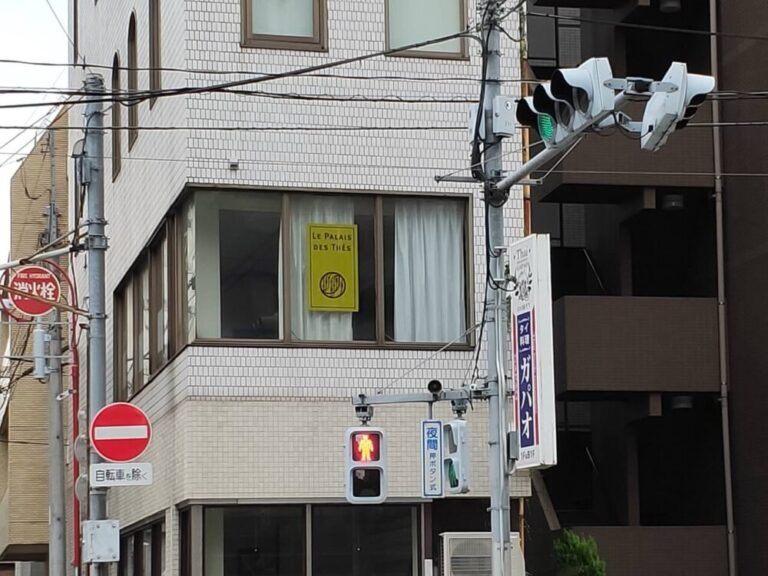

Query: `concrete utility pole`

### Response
(83, 73, 108, 576)
(46, 127, 67, 576)
(479, 2, 512, 574)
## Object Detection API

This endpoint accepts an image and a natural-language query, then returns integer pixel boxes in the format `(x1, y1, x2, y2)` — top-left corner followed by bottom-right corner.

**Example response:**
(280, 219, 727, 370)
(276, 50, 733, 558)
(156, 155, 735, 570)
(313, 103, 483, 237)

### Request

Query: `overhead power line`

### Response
(0, 124, 466, 133)
(528, 11, 768, 42)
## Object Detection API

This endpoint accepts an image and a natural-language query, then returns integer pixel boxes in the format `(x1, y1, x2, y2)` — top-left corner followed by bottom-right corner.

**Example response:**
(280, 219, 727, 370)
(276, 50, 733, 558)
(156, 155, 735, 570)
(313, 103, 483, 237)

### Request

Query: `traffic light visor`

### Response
(351, 432, 381, 462)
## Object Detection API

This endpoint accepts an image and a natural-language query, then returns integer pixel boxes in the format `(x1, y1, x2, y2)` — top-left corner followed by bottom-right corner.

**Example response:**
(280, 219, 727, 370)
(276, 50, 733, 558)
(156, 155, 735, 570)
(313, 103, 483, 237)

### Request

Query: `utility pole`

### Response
(46, 127, 67, 576)
(479, 2, 512, 574)
(83, 73, 107, 576)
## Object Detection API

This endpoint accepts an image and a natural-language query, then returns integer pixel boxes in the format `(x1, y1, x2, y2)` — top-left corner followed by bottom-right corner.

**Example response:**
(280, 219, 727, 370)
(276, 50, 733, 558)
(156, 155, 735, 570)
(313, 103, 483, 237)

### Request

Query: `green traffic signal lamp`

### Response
(537, 113, 556, 144)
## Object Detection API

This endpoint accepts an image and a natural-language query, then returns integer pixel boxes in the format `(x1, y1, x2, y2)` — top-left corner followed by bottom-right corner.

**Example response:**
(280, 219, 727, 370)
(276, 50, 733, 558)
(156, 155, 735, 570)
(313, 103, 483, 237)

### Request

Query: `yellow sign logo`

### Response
(307, 224, 359, 312)
(319, 272, 347, 299)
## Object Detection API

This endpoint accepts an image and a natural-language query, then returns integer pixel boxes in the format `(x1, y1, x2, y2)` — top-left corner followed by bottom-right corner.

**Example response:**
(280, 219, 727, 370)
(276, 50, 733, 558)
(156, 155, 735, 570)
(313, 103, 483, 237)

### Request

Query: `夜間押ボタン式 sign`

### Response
(307, 223, 358, 312)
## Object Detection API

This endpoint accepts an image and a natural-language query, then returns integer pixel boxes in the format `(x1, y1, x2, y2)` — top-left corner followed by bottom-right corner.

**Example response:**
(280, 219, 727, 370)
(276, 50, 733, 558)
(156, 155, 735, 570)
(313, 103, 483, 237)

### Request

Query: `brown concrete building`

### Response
(0, 110, 69, 562)
(521, 0, 768, 574)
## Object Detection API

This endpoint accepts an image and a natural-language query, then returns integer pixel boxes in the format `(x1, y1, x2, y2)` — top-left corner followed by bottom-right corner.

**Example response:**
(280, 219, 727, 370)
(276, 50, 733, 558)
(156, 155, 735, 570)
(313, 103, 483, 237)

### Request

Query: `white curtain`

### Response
(290, 195, 355, 341)
(394, 198, 466, 342)
(251, 0, 314, 37)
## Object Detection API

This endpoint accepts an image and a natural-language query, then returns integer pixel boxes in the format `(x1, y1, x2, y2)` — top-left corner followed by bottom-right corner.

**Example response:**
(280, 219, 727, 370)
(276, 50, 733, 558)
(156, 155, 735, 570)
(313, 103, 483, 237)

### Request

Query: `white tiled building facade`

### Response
(68, 0, 526, 574)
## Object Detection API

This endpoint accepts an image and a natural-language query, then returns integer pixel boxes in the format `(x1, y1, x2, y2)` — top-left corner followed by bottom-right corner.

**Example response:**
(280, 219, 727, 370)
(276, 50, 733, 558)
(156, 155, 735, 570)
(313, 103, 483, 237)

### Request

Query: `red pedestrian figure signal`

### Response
(345, 427, 386, 504)
(352, 432, 380, 462)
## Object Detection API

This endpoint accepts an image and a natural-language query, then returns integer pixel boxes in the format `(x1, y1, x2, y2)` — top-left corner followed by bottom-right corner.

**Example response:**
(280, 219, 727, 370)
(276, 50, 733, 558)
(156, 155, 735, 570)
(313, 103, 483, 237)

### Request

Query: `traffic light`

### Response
(443, 420, 470, 494)
(344, 427, 387, 504)
(641, 62, 715, 152)
(517, 57, 615, 149)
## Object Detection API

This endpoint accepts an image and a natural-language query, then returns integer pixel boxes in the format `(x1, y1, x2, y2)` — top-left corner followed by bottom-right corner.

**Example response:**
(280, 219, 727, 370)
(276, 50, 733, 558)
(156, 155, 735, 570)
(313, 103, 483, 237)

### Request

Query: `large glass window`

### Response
(186, 190, 468, 345)
(289, 194, 375, 342)
(195, 191, 281, 339)
(384, 197, 467, 343)
(387, 0, 465, 57)
(113, 191, 470, 396)
(204, 507, 305, 576)
(119, 519, 165, 576)
(114, 229, 172, 400)
(198, 505, 418, 576)
(243, 0, 326, 51)
(312, 505, 417, 576)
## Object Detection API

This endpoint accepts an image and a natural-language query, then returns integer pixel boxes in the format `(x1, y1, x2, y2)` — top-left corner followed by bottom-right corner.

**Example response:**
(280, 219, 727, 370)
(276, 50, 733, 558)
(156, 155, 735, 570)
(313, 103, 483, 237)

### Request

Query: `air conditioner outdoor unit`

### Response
(439, 532, 525, 576)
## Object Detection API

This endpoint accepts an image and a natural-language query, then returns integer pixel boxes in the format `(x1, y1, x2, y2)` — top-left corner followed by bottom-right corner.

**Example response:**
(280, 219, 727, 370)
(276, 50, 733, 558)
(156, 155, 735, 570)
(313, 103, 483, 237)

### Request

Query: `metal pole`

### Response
(47, 127, 67, 576)
(84, 73, 108, 576)
(480, 3, 511, 574)
(707, 0, 737, 571)
(495, 92, 630, 192)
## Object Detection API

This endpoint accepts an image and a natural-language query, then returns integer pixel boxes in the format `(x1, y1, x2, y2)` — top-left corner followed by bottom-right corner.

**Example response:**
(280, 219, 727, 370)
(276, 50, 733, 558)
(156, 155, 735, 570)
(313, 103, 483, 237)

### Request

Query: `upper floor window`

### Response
(114, 222, 176, 401)
(127, 14, 139, 149)
(387, 0, 466, 58)
(111, 53, 121, 180)
(242, 0, 326, 51)
(113, 190, 471, 391)
(149, 0, 161, 104)
(185, 190, 469, 345)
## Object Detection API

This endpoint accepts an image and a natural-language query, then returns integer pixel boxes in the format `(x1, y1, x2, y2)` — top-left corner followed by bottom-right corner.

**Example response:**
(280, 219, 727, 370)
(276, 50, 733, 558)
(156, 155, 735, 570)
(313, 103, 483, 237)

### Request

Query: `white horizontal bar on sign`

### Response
(93, 425, 149, 440)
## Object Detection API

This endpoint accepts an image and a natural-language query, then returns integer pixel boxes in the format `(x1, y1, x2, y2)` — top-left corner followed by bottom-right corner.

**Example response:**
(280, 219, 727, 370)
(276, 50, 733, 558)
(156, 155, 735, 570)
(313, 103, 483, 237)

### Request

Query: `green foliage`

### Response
(553, 530, 606, 576)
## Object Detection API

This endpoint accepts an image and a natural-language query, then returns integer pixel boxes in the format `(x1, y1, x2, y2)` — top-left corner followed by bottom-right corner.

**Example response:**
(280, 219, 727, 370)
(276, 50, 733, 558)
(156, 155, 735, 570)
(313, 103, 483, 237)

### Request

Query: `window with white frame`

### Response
(242, 0, 326, 51)
(387, 0, 465, 57)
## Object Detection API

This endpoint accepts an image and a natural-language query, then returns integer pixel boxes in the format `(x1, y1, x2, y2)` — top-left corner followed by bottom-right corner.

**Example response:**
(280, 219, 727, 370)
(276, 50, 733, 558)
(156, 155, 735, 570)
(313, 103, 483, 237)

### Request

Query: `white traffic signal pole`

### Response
(478, 3, 512, 575)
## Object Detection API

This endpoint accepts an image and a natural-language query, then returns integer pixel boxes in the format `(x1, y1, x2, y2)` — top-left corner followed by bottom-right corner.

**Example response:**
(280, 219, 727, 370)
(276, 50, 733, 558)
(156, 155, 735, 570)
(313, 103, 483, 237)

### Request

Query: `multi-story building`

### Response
(68, 1, 528, 575)
(523, 0, 768, 574)
(0, 110, 69, 569)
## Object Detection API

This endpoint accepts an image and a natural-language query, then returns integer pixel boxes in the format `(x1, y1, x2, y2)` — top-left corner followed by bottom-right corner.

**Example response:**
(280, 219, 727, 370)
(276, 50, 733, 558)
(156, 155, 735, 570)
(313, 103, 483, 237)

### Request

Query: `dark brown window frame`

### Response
(114, 220, 184, 403)
(111, 52, 121, 181)
(241, 0, 328, 52)
(118, 517, 165, 576)
(384, 0, 469, 61)
(149, 0, 161, 107)
(127, 13, 139, 149)
(113, 189, 475, 402)
(187, 188, 475, 349)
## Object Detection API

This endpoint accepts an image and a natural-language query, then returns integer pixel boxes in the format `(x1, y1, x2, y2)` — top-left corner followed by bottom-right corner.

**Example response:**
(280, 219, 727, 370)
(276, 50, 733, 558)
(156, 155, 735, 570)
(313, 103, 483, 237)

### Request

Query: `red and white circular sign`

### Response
(90, 403, 152, 463)
(9, 265, 61, 317)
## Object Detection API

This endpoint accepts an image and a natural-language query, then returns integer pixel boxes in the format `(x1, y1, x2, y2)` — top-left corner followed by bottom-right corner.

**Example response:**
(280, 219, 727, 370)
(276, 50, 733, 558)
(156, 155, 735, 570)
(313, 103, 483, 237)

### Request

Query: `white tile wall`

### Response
(69, 0, 527, 572)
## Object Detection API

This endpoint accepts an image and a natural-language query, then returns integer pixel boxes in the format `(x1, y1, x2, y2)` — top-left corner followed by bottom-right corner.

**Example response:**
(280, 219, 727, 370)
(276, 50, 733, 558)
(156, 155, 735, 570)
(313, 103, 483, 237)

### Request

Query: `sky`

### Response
(0, 0, 69, 265)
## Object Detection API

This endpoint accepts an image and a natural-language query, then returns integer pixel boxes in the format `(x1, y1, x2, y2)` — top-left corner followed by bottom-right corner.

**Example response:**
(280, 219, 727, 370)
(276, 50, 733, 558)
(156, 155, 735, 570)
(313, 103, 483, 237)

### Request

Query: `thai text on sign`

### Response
(307, 223, 359, 312)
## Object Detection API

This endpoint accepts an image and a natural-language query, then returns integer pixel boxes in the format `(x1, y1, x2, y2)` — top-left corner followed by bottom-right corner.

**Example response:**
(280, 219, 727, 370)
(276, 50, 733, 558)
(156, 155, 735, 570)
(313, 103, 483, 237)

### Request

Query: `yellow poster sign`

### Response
(307, 223, 359, 312)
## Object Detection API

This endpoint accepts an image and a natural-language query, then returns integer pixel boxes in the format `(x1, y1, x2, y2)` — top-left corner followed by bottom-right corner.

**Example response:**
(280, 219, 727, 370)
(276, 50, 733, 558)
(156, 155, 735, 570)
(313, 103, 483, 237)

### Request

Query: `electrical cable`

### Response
(0, 123, 467, 132)
(527, 10, 768, 42)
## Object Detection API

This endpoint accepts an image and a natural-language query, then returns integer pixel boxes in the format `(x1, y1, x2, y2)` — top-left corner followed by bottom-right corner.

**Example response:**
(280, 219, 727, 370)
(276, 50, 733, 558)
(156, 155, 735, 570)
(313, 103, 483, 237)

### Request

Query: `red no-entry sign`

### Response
(90, 403, 152, 463)
(8, 265, 61, 317)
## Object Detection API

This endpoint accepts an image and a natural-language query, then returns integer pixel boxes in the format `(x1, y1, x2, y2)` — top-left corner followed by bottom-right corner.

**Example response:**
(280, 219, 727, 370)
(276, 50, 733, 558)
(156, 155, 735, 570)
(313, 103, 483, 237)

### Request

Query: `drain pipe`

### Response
(708, 0, 737, 574)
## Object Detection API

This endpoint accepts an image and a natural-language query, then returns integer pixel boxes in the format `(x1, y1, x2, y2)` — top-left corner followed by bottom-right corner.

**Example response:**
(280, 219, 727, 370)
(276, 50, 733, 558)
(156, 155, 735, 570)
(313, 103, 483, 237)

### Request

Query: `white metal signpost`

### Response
(509, 234, 557, 470)
(421, 420, 443, 498)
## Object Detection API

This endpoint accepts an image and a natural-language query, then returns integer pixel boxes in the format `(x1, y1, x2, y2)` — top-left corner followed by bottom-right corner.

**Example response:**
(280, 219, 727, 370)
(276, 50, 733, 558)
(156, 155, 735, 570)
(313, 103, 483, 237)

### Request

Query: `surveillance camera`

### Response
(427, 380, 443, 395)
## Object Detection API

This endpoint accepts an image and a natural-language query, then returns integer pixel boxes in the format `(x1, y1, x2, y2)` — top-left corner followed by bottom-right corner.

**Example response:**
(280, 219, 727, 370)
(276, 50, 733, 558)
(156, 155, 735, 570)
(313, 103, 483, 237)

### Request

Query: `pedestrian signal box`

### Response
(345, 427, 387, 504)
